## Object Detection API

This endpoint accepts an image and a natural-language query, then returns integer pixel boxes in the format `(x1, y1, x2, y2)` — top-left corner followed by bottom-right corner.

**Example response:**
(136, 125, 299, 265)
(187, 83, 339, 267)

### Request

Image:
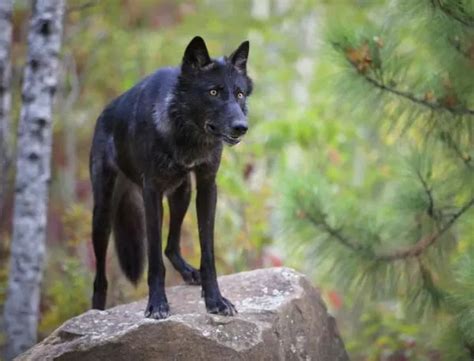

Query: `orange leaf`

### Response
(345, 42, 372, 73)
(296, 209, 306, 219)
(327, 290, 343, 310)
(424, 91, 435, 102)
(441, 94, 458, 108)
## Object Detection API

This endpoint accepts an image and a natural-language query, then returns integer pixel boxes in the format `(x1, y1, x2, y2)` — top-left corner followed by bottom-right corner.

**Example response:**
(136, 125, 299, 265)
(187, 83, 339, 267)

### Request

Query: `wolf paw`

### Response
(181, 267, 201, 285)
(144, 300, 170, 319)
(205, 295, 237, 316)
(91, 291, 107, 310)
(166, 252, 201, 285)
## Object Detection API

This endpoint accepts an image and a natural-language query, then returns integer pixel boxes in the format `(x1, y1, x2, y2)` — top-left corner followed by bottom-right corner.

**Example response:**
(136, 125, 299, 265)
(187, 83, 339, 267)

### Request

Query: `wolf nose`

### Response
(231, 122, 248, 137)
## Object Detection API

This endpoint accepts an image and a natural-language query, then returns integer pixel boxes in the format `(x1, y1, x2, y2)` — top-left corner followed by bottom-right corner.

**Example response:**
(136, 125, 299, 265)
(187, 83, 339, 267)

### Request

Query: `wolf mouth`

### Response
(222, 135, 241, 145)
(205, 123, 242, 145)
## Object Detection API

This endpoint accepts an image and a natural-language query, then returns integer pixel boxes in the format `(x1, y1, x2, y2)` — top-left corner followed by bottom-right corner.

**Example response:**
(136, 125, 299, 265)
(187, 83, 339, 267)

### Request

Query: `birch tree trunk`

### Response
(4, 1, 65, 359)
(0, 0, 13, 221)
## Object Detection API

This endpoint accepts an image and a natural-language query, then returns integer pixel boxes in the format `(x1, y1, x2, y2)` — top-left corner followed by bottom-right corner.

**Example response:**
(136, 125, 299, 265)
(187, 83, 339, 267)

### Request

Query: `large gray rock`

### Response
(18, 268, 349, 361)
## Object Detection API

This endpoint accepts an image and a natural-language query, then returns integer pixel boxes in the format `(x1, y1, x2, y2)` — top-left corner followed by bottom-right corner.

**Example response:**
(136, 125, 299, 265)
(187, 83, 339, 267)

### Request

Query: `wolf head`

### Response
(175, 36, 253, 146)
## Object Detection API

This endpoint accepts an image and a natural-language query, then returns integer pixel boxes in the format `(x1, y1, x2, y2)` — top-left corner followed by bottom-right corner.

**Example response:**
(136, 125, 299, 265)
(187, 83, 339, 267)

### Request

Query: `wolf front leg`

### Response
(142, 179, 169, 319)
(195, 167, 237, 316)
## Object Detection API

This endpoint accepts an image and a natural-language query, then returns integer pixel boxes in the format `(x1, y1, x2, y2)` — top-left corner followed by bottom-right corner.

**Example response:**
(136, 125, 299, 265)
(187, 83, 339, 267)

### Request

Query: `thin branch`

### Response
(432, 0, 474, 28)
(415, 168, 436, 218)
(355, 67, 474, 116)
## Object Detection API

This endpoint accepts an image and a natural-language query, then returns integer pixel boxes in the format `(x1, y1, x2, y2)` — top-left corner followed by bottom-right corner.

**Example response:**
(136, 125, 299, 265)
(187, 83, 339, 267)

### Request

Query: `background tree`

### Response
(3, 0, 65, 359)
(281, 0, 474, 359)
(0, 0, 13, 227)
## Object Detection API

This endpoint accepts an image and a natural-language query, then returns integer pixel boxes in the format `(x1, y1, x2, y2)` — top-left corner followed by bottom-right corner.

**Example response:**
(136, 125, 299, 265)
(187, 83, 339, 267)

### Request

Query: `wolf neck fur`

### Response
(164, 90, 219, 167)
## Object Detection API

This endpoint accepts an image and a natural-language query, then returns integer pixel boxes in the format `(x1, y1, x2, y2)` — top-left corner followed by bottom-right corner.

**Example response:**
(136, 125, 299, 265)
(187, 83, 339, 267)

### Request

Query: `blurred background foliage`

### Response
(1, 0, 473, 360)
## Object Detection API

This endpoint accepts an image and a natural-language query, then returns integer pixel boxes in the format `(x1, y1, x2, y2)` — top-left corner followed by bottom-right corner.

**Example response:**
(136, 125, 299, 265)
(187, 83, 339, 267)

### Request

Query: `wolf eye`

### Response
(209, 89, 218, 96)
(237, 92, 244, 99)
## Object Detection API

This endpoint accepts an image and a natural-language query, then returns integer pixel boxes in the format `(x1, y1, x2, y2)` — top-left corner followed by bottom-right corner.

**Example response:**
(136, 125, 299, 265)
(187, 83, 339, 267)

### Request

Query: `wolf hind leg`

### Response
(165, 175, 201, 285)
(91, 155, 117, 310)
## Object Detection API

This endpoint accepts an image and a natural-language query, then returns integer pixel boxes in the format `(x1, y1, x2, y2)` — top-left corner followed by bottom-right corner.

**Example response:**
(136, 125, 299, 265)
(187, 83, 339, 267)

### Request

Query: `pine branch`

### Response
(440, 131, 474, 169)
(333, 39, 474, 115)
(354, 67, 474, 116)
(301, 197, 474, 262)
(430, 0, 474, 28)
(376, 196, 474, 261)
(304, 211, 371, 253)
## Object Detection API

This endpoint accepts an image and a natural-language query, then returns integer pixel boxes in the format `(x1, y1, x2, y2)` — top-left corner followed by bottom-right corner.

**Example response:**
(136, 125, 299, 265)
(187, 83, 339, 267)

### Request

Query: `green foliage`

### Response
(39, 258, 90, 337)
(345, 305, 432, 361)
(279, 0, 474, 358)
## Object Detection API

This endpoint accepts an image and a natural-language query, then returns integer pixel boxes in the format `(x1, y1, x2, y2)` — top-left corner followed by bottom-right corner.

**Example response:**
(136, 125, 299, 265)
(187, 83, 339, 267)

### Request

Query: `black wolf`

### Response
(89, 36, 252, 319)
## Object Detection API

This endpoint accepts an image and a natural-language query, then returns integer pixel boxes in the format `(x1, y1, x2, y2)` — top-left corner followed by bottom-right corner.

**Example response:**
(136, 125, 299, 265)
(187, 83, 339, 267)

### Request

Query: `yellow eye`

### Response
(209, 89, 218, 96)
(237, 92, 244, 99)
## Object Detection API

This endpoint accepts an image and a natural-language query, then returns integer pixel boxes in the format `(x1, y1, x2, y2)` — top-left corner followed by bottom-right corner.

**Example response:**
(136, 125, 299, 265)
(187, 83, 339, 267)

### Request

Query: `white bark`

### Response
(4, 1, 65, 359)
(0, 0, 13, 220)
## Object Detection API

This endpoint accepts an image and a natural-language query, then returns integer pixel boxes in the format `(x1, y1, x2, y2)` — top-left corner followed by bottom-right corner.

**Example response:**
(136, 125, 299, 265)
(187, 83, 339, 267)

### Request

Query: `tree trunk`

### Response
(4, 1, 65, 359)
(0, 0, 13, 223)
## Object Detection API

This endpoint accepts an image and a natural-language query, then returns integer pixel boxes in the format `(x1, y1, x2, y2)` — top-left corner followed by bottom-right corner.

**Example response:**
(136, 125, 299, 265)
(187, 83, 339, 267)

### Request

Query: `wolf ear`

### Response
(229, 41, 249, 73)
(182, 36, 211, 72)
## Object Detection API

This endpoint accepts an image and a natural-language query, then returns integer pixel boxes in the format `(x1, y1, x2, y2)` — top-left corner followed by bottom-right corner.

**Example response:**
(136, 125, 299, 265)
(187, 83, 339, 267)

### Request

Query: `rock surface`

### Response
(18, 267, 349, 361)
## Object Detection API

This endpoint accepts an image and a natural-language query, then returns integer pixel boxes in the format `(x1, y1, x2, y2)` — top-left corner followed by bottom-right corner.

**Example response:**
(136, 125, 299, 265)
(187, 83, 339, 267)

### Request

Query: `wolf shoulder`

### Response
(100, 66, 180, 129)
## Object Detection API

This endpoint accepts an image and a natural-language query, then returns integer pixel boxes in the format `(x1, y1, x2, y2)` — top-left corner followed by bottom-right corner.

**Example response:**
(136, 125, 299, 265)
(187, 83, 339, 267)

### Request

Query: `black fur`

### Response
(90, 36, 252, 319)
(112, 174, 145, 284)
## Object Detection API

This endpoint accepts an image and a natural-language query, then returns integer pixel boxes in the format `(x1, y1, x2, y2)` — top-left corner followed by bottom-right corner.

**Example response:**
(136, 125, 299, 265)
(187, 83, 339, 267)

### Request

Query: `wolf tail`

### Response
(112, 174, 145, 284)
